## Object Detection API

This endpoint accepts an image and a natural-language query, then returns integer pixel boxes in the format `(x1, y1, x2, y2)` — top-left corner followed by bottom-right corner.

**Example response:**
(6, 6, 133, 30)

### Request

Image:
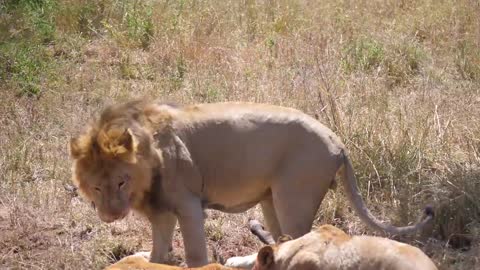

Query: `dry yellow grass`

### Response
(1, 0, 479, 269)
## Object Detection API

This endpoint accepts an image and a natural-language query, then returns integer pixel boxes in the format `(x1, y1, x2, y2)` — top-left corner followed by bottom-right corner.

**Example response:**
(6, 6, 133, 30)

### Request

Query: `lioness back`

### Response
(105, 254, 237, 270)
(350, 236, 438, 270)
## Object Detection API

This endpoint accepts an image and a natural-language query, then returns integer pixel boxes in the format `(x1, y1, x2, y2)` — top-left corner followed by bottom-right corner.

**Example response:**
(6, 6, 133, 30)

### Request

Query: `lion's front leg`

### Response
(177, 200, 208, 267)
(150, 211, 177, 263)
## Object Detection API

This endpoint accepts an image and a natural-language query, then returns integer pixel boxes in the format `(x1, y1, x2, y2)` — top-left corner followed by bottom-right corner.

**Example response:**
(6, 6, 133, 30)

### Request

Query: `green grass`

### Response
(455, 39, 480, 81)
(342, 37, 385, 73)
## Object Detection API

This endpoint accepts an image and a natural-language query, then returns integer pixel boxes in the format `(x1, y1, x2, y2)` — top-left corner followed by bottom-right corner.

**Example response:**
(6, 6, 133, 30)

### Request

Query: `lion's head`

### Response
(69, 100, 159, 223)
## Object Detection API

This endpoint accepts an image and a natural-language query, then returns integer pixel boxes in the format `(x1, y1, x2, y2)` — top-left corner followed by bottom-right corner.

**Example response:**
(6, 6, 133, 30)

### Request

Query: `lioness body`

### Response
(70, 100, 433, 267)
(247, 224, 438, 270)
(105, 253, 238, 270)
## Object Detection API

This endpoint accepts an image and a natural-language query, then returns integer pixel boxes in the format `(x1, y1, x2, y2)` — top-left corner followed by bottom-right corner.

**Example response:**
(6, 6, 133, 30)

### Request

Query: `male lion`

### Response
(227, 224, 438, 270)
(70, 100, 434, 267)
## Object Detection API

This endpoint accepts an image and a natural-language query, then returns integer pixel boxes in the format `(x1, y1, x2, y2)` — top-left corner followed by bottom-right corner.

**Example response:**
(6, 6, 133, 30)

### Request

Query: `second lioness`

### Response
(70, 100, 433, 267)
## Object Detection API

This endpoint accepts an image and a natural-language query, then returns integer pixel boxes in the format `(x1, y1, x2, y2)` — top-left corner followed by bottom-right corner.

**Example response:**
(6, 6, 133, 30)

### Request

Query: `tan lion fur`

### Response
(247, 224, 438, 270)
(104, 253, 239, 270)
(70, 99, 434, 267)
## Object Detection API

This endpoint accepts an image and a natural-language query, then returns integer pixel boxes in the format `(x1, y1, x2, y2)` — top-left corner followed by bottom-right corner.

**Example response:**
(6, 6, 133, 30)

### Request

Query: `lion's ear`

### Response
(256, 246, 274, 269)
(97, 128, 138, 163)
(70, 135, 91, 159)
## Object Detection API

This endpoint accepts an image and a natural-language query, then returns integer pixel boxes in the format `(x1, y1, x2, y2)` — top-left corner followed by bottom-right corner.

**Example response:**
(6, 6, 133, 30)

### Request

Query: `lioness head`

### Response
(252, 225, 350, 270)
(70, 101, 157, 223)
(252, 235, 293, 270)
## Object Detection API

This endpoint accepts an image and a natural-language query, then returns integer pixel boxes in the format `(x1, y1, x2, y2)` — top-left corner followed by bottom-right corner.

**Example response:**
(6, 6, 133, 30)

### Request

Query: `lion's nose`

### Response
(100, 215, 117, 223)
(99, 212, 124, 223)
(98, 208, 129, 223)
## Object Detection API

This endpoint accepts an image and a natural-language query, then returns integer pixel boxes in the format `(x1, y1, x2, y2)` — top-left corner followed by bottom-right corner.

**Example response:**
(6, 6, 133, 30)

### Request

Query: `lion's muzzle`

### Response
(98, 209, 130, 223)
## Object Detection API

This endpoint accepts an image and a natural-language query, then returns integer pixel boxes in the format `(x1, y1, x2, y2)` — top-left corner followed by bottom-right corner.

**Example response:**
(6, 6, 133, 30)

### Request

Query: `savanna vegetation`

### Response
(0, 0, 479, 269)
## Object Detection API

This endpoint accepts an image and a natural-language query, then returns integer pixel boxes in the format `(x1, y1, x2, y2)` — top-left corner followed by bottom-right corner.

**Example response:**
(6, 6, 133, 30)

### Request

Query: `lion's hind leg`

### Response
(272, 185, 327, 239)
(271, 157, 336, 239)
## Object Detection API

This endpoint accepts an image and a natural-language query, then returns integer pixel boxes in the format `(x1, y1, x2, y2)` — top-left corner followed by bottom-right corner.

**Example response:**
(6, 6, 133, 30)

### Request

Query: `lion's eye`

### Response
(118, 181, 126, 189)
(94, 187, 101, 192)
(118, 175, 130, 189)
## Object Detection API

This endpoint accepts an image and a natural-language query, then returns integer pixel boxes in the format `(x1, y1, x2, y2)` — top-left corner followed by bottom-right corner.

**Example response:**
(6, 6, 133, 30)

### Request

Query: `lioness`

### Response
(105, 252, 239, 270)
(70, 100, 434, 267)
(227, 224, 438, 270)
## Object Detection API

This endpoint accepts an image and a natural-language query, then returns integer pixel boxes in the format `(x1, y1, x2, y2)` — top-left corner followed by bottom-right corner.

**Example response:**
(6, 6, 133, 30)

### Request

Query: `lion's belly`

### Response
(203, 197, 263, 213)
(185, 122, 290, 210)
(201, 174, 273, 213)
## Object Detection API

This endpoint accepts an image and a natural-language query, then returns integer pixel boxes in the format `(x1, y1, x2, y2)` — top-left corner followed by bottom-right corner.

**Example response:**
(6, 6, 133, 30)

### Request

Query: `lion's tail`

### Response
(339, 150, 434, 235)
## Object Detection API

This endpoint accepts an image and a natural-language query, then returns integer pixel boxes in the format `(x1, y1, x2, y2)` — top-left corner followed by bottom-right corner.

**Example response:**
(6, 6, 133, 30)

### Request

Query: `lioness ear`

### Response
(277, 234, 293, 244)
(97, 128, 138, 163)
(257, 246, 274, 269)
(70, 135, 91, 159)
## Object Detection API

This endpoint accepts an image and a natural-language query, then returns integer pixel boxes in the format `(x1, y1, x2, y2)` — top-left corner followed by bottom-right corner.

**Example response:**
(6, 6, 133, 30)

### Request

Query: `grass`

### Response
(0, 0, 479, 269)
